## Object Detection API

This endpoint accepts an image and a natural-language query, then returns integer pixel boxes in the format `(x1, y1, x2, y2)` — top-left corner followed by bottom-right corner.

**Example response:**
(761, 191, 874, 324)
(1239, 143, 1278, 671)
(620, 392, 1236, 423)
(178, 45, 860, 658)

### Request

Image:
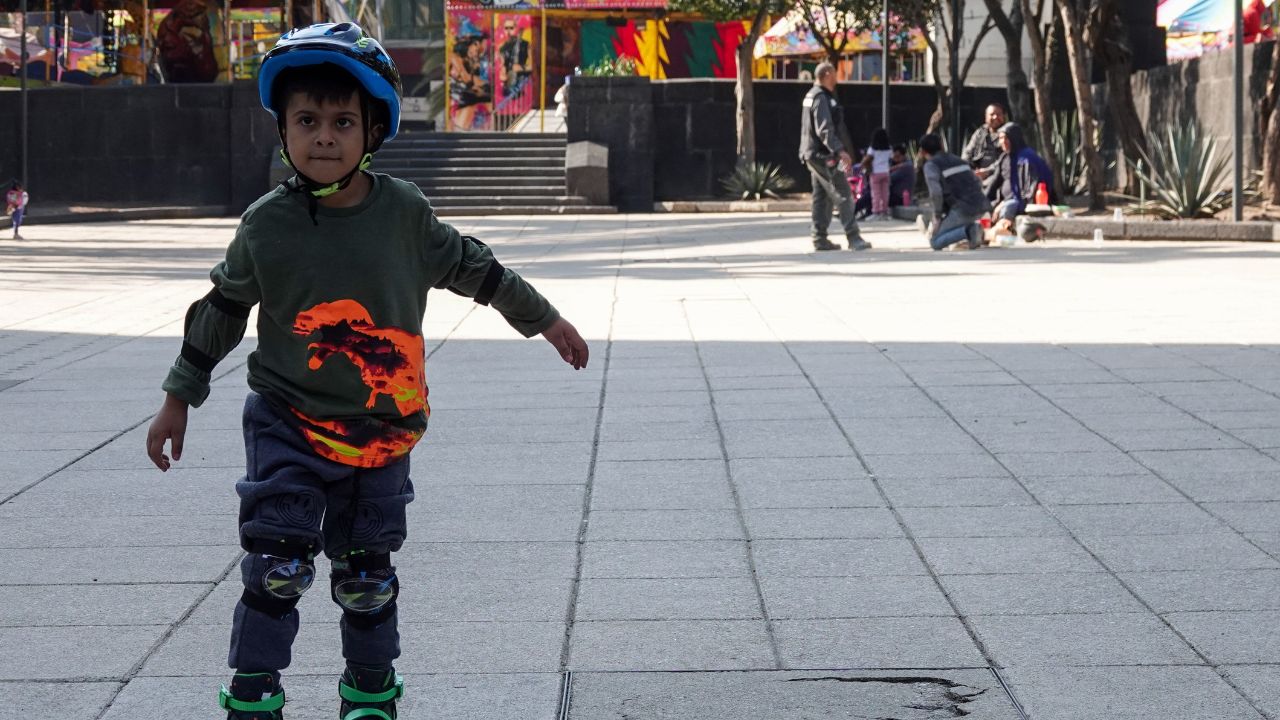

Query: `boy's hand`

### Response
(542, 317, 589, 370)
(146, 394, 190, 472)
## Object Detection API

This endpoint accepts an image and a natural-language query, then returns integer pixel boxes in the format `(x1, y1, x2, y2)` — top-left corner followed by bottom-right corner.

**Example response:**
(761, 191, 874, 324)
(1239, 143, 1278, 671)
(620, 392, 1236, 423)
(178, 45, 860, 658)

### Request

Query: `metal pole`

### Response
(539, 4, 547, 132)
(19, 0, 27, 188)
(949, 0, 961, 151)
(1233, 0, 1244, 222)
(881, 0, 888, 128)
(142, 0, 150, 81)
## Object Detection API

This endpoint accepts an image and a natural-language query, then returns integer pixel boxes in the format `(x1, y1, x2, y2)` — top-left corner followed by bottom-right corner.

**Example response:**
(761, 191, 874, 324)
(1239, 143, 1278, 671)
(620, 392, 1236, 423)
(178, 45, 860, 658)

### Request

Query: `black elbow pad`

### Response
(447, 236, 506, 306)
(180, 288, 251, 373)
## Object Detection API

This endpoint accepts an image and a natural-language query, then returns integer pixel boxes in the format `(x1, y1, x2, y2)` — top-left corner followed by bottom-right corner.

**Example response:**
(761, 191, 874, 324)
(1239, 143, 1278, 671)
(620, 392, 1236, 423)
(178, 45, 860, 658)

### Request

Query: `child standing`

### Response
(144, 23, 588, 720)
(861, 128, 893, 221)
(6, 180, 28, 240)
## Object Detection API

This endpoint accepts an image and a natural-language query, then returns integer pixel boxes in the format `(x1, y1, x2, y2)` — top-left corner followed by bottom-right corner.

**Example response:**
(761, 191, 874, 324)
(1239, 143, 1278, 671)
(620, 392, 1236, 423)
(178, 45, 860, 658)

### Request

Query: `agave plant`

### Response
(1127, 124, 1233, 219)
(720, 162, 796, 200)
(1051, 111, 1089, 197)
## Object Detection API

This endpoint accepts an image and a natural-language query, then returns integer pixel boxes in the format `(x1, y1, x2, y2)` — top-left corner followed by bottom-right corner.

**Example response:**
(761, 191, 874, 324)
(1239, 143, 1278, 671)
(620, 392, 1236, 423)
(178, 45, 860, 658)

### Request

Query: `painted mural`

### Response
(581, 19, 759, 79)
(447, 10, 539, 130)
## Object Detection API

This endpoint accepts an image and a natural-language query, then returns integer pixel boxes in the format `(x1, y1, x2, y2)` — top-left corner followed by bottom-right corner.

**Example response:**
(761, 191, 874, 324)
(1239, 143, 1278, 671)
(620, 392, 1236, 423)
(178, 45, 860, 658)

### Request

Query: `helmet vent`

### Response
(328, 22, 352, 33)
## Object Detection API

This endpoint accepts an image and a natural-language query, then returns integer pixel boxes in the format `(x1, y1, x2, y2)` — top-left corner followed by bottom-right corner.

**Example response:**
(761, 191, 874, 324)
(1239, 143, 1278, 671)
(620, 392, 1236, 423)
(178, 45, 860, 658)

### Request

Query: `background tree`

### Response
(668, 0, 787, 164)
(1018, 0, 1064, 190)
(980, 0, 1033, 126)
(915, 0, 994, 139)
(1262, 39, 1280, 204)
(1055, 0, 1106, 209)
(1086, 0, 1147, 196)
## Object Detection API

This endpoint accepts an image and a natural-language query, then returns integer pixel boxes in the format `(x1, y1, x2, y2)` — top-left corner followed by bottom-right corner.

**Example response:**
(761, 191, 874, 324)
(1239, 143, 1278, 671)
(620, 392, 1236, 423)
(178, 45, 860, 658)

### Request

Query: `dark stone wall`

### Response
(570, 77, 1010, 201)
(1113, 39, 1274, 173)
(566, 76, 655, 212)
(0, 82, 279, 210)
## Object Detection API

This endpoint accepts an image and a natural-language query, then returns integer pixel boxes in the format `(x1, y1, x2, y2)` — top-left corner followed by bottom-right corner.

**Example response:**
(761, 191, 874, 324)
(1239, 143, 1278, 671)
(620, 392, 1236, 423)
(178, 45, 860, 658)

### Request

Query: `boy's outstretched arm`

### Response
(146, 393, 189, 471)
(542, 317, 589, 369)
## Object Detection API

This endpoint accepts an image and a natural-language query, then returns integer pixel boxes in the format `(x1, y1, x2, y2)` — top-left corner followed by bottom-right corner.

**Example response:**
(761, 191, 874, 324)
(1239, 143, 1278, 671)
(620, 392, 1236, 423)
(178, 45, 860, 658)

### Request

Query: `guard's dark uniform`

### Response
(798, 83, 867, 250)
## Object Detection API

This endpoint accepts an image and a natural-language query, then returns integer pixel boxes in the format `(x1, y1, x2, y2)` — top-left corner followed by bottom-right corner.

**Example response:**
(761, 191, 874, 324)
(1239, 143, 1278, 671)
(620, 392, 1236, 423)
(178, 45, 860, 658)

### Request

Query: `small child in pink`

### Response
(6, 181, 28, 240)
(861, 128, 893, 220)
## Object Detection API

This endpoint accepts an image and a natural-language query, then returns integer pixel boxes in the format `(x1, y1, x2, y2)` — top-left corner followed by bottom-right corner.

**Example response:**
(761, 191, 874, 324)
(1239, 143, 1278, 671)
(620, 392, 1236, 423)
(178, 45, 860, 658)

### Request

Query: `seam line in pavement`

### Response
(91, 552, 242, 720)
(682, 298, 785, 671)
(556, 215, 621, 710)
(725, 290, 1029, 716)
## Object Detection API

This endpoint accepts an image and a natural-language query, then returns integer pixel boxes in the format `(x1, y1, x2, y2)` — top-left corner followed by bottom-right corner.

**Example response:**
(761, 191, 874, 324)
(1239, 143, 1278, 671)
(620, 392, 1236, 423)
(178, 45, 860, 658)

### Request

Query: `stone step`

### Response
(419, 185, 567, 197)
(377, 157, 564, 170)
(387, 169, 565, 181)
(433, 204, 617, 216)
(379, 148, 566, 160)
(427, 195, 595, 207)
(407, 176, 568, 188)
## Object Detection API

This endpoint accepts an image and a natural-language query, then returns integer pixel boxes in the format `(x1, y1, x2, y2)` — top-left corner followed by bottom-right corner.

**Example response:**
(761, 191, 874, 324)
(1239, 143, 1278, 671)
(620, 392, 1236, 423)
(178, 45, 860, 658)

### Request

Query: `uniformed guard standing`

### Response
(798, 62, 871, 252)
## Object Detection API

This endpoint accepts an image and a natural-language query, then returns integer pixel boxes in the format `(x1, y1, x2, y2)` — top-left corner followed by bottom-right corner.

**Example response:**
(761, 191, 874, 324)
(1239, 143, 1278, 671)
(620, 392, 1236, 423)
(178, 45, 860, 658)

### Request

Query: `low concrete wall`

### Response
(0, 82, 279, 211)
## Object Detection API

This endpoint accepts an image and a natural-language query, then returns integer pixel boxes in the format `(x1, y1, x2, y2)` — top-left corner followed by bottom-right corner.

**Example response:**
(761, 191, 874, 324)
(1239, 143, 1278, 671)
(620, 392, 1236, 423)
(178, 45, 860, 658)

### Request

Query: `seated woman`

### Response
(986, 122, 1053, 238)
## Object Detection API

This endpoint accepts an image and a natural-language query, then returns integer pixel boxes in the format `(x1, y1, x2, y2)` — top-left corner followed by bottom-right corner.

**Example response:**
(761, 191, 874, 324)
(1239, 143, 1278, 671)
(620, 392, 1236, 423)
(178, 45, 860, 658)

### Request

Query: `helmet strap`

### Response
(276, 115, 377, 224)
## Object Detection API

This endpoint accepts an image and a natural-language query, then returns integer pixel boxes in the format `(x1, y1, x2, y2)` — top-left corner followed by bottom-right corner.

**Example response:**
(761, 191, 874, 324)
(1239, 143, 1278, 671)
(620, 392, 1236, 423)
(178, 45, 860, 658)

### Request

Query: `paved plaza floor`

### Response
(1, 213, 1279, 719)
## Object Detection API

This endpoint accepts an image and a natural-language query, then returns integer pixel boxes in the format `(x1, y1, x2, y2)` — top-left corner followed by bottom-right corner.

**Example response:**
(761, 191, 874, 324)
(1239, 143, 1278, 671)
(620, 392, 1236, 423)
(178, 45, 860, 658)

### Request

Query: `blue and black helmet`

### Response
(259, 22, 403, 142)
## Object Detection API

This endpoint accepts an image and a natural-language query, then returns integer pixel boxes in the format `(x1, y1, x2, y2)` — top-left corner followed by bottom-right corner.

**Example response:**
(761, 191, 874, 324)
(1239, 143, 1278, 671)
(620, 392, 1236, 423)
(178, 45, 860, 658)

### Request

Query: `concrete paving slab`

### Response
(585, 510, 744, 541)
(968, 613, 1202, 666)
(994, 451, 1149, 477)
(734, 477, 883, 509)
(590, 477, 736, 510)
(576, 577, 761, 620)
(394, 541, 578, 578)
(0, 545, 239, 584)
(0, 625, 169, 679)
(0, 680, 120, 720)
(727, 456, 867, 483)
(1052, 502, 1231, 536)
(1203, 501, 1280, 532)
(0, 514, 232, 548)
(567, 669, 1021, 719)
(1084, 533, 1280, 571)
(569, 620, 775, 671)
(103, 673, 562, 720)
(0, 583, 210, 627)
(1162, 471, 1280, 502)
(939, 573, 1144, 616)
(1224, 665, 1280, 720)
(580, 540, 749, 579)
(915, 536, 1103, 575)
(1001, 666, 1265, 720)
(592, 458, 726, 485)
(742, 507, 902, 539)
(759, 574, 953, 620)
(862, 453, 1010, 479)
(1121, 570, 1280, 612)
(1166, 611, 1280, 663)
(1020, 474, 1185, 505)
(773, 617, 984, 669)
(752, 538, 929, 577)
(898, 505, 1066, 538)
(877, 476, 1036, 507)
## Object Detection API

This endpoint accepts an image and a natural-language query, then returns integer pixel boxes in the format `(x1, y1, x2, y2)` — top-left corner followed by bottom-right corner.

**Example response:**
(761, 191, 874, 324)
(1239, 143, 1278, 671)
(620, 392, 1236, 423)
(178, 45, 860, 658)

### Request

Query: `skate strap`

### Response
(343, 710, 394, 720)
(218, 686, 285, 713)
(339, 675, 404, 706)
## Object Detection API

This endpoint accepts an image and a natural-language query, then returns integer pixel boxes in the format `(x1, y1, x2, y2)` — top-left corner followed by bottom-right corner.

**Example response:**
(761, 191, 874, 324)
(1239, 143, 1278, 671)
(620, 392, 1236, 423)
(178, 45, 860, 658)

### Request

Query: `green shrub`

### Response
(581, 56, 639, 77)
(720, 162, 796, 200)
(1126, 124, 1233, 219)
(1051, 111, 1089, 196)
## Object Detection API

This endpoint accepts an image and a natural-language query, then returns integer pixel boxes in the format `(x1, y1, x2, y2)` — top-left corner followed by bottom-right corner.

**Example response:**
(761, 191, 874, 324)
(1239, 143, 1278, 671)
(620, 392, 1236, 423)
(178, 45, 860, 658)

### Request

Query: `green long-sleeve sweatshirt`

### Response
(163, 173, 560, 467)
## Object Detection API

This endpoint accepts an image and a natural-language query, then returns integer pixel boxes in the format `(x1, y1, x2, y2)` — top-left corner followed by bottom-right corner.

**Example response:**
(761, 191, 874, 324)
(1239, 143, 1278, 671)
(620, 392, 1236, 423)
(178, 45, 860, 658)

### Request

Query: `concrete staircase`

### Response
(376, 132, 615, 215)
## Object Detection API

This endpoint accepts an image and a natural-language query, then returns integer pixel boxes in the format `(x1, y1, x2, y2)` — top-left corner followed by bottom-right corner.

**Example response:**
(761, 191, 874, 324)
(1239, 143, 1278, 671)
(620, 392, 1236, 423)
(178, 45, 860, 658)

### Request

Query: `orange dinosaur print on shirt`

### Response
(291, 299, 429, 466)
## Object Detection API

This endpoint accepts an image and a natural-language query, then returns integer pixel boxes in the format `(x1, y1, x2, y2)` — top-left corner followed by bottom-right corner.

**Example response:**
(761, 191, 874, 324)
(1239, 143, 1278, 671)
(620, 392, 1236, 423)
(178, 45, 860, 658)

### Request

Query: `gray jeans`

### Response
(931, 208, 981, 250)
(806, 158, 863, 243)
(229, 393, 415, 672)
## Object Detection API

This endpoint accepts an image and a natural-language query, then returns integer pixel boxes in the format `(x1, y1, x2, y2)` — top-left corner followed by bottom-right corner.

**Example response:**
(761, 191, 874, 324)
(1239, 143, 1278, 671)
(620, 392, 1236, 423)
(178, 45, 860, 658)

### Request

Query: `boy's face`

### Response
(282, 91, 381, 185)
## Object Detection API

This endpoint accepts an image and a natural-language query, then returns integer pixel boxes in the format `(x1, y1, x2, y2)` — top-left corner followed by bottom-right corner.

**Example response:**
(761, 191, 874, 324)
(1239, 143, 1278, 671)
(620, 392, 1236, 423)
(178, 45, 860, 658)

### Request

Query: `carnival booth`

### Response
(751, 6, 928, 82)
(1158, 0, 1274, 61)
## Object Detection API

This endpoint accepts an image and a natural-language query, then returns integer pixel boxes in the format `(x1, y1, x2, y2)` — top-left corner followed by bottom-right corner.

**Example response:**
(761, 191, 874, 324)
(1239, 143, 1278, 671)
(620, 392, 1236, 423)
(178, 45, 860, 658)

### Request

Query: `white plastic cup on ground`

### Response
(1093, 228, 1104, 245)
(1113, 208, 1124, 222)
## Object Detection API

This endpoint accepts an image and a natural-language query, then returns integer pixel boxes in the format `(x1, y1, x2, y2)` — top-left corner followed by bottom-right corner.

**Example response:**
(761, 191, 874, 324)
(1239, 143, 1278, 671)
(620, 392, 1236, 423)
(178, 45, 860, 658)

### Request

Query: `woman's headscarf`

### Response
(998, 122, 1029, 156)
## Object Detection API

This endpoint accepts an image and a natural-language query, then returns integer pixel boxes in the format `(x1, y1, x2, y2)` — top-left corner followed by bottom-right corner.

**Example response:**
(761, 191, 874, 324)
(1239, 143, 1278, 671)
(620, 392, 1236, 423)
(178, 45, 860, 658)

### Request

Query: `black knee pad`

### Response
(240, 539, 317, 618)
(330, 550, 398, 630)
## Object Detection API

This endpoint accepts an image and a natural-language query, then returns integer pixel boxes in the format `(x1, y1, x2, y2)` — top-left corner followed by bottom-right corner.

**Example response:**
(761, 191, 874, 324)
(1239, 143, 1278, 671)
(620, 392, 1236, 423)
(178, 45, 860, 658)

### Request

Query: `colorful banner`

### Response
(581, 19, 760, 79)
(448, 9, 494, 130)
(446, 0, 666, 8)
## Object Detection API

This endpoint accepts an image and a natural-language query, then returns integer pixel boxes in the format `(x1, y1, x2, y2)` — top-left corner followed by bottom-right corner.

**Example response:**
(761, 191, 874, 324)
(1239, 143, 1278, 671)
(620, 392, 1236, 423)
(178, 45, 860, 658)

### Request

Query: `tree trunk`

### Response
(983, 0, 1033, 125)
(1057, 0, 1105, 209)
(1021, 0, 1062, 191)
(1090, 0, 1147, 195)
(735, 6, 768, 165)
(1264, 39, 1280, 204)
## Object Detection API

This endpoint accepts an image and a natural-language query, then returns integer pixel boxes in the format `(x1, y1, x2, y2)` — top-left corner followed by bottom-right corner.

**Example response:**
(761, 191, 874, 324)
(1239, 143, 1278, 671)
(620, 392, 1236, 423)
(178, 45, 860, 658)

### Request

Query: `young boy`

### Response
(6, 180, 28, 240)
(144, 23, 588, 720)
